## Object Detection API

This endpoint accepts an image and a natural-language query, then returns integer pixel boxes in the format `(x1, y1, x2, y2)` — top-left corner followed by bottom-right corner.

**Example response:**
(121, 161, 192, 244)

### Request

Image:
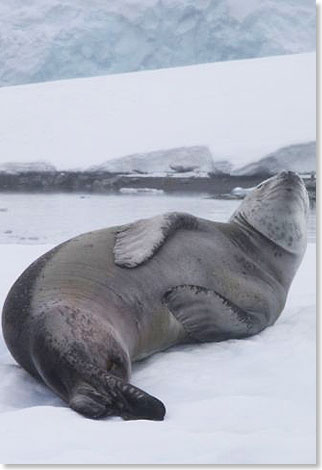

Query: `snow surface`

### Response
(0, 53, 316, 170)
(0, 241, 316, 464)
(0, 0, 315, 87)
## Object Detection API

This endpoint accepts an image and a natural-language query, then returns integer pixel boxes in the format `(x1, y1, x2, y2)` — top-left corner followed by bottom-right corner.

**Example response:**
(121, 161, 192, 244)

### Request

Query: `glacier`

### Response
(0, 0, 316, 87)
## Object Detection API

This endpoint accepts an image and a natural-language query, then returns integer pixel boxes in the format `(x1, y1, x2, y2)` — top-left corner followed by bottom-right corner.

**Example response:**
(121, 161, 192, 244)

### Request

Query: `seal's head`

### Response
(230, 171, 309, 255)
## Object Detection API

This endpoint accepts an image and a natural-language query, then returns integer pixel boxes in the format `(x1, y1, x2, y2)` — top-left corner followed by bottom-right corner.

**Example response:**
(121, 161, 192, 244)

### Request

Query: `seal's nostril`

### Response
(280, 170, 300, 182)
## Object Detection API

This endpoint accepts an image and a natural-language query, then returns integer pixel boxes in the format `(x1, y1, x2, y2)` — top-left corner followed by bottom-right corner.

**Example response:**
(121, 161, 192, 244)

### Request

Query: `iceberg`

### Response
(0, 161, 56, 174)
(88, 146, 227, 177)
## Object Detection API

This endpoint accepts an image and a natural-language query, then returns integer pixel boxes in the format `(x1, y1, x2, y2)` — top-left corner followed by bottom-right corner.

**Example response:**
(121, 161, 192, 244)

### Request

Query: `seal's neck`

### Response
(230, 214, 303, 290)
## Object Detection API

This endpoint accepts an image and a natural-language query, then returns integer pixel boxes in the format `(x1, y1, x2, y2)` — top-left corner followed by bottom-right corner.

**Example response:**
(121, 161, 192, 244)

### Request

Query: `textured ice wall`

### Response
(0, 0, 315, 87)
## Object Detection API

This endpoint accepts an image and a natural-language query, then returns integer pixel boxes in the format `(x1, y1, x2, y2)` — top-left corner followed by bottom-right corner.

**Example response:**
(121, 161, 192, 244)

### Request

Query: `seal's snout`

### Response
(275, 171, 306, 196)
(279, 170, 301, 183)
(281, 170, 297, 177)
(275, 171, 308, 210)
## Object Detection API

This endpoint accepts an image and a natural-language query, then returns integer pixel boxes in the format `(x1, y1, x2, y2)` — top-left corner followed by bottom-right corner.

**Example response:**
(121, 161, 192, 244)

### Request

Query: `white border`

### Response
(0, 1, 319, 468)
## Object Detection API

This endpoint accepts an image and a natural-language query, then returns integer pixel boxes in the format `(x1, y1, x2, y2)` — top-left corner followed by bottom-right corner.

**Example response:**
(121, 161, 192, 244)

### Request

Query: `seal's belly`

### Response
(131, 305, 186, 362)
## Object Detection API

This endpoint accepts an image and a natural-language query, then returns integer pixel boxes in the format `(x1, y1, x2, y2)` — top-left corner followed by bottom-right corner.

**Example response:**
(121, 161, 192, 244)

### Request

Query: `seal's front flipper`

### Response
(69, 375, 165, 421)
(114, 212, 199, 268)
(163, 285, 264, 342)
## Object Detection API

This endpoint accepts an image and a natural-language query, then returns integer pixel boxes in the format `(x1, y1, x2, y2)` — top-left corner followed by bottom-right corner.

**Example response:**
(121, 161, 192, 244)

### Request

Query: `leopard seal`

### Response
(2, 171, 309, 420)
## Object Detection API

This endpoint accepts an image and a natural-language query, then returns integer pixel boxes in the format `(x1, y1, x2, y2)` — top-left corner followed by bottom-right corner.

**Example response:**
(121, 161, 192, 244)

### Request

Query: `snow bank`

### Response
(0, 243, 316, 464)
(0, 0, 315, 87)
(0, 53, 315, 170)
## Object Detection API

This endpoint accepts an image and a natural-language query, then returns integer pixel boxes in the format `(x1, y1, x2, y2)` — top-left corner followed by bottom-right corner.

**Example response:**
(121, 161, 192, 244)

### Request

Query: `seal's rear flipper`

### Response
(69, 384, 112, 419)
(30, 311, 166, 421)
(116, 382, 166, 421)
(69, 377, 166, 421)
